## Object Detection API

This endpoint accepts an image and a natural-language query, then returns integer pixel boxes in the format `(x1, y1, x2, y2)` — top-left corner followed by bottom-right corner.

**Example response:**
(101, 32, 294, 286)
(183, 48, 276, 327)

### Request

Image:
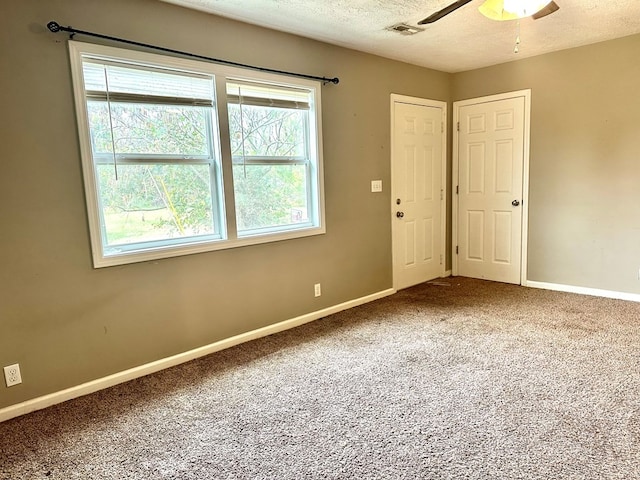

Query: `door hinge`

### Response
(440, 189, 443, 200)
(440, 254, 443, 265)
(457, 121, 460, 132)
(456, 185, 459, 194)
(441, 123, 444, 133)
(456, 246, 459, 254)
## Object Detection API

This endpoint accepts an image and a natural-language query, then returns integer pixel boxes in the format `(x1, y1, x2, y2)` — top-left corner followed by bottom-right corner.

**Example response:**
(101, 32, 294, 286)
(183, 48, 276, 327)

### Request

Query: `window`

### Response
(69, 42, 324, 267)
(227, 82, 319, 236)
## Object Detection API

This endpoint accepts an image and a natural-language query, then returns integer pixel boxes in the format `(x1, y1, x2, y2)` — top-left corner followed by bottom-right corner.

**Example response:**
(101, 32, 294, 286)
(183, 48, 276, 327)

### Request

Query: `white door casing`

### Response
(453, 90, 531, 285)
(391, 95, 447, 290)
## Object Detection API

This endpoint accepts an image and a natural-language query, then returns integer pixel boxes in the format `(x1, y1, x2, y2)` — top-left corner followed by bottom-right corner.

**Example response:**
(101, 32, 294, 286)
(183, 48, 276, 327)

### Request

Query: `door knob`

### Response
(512, 200, 520, 207)
(396, 211, 404, 218)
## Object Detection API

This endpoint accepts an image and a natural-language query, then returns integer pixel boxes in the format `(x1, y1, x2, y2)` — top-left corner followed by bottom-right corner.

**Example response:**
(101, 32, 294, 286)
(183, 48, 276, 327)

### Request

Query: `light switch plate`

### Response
(371, 180, 383, 192)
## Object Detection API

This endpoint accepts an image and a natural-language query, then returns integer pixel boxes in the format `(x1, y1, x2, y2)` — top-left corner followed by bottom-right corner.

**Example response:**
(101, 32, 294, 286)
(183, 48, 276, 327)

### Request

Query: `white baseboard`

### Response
(442, 270, 452, 278)
(0, 288, 396, 423)
(526, 280, 640, 303)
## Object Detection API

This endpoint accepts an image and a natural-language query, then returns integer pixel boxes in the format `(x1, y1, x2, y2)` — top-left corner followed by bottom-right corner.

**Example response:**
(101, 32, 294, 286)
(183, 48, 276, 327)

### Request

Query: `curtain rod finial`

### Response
(47, 21, 61, 33)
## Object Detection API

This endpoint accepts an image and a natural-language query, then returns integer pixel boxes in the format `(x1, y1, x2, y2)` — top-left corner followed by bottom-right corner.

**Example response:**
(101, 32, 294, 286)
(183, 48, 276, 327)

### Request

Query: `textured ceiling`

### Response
(160, 0, 640, 72)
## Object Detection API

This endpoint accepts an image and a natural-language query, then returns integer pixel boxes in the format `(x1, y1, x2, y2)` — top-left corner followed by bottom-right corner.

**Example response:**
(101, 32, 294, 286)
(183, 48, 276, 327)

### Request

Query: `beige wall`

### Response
(0, 0, 450, 409)
(452, 34, 640, 294)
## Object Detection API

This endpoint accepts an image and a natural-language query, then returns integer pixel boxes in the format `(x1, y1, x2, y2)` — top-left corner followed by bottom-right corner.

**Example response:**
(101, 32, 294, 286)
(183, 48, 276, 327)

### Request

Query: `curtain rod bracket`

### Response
(46, 21, 340, 86)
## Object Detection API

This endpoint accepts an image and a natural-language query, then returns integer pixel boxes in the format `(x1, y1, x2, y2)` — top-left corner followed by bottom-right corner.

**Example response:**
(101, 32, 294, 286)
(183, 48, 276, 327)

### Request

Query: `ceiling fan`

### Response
(418, 0, 559, 24)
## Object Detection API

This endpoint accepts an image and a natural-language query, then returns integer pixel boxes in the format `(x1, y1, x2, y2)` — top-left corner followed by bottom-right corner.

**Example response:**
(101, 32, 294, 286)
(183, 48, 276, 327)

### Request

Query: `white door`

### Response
(455, 92, 528, 284)
(391, 97, 445, 290)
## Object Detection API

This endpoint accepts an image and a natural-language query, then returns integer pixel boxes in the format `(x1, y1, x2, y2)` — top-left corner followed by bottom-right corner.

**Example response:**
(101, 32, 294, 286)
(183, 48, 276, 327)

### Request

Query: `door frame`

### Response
(390, 94, 448, 290)
(452, 89, 531, 285)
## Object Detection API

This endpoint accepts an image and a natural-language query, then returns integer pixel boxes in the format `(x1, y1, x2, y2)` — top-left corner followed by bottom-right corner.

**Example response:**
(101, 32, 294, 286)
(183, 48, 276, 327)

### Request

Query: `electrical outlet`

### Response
(371, 180, 383, 193)
(4, 364, 22, 387)
(314, 283, 322, 297)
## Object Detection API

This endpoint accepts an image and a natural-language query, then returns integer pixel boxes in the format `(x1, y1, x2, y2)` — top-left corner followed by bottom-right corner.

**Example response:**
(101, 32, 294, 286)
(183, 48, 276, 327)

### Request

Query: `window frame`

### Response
(226, 81, 318, 237)
(69, 41, 325, 268)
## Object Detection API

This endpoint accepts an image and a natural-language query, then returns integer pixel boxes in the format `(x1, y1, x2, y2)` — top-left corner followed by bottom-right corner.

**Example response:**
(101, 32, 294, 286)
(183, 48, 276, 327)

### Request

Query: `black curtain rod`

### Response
(46, 21, 339, 85)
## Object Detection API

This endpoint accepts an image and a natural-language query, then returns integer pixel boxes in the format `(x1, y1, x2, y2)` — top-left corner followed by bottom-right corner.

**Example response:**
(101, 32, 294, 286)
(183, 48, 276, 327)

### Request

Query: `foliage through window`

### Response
(69, 42, 324, 267)
(227, 82, 313, 234)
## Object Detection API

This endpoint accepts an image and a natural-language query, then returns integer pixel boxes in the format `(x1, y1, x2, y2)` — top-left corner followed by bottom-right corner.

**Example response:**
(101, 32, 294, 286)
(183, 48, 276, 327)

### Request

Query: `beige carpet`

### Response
(1, 277, 639, 479)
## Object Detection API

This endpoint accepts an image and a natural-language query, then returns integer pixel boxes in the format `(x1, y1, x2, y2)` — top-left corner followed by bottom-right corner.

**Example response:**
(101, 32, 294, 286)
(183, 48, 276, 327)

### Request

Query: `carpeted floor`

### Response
(1, 277, 640, 479)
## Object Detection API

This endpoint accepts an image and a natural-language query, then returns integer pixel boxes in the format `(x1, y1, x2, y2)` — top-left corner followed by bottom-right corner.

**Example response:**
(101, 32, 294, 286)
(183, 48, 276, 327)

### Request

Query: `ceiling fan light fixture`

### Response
(479, 0, 552, 21)
(504, 0, 553, 17)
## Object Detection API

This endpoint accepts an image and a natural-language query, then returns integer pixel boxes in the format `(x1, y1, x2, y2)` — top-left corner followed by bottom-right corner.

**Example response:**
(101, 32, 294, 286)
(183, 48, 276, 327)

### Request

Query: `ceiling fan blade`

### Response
(418, 0, 474, 25)
(532, 1, 559, 19)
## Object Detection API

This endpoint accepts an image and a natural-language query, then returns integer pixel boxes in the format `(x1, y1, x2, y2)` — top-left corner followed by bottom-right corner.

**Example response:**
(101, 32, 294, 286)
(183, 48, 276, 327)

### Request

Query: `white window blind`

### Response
(83, 60, 214, 106)
(226, 80, 311, 110)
